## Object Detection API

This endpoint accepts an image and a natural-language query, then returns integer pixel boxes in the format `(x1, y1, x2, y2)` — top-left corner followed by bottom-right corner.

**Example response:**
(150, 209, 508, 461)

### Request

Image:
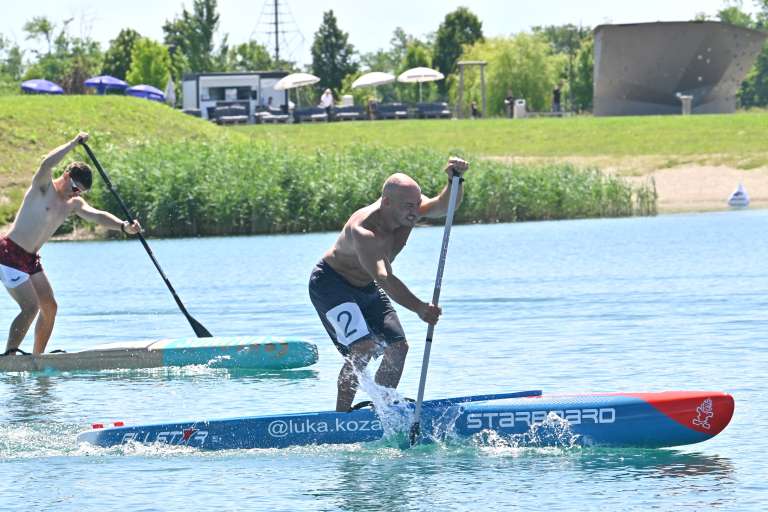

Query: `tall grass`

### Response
(88, 141, 656, 237)
(465, 161, 656, 221)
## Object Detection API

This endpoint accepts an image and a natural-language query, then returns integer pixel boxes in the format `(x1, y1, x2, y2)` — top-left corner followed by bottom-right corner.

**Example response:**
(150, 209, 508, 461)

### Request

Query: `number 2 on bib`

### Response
(326, 302, 369, 346)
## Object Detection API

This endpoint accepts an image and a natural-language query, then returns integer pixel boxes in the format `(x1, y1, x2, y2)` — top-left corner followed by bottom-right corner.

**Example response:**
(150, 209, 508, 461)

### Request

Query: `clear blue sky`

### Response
(0, 0, 753, 67)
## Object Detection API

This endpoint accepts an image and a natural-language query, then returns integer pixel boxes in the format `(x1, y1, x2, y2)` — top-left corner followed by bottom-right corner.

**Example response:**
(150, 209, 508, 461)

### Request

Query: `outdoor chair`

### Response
(261, 112, 290, 123)
(293, 107, 327, 123)
(213, 105, 248, 125)
(416, 102, 452, 119)
(335, 105, 365, 121)
(254, 106, 290, 124)
(376, 103, 409, 120)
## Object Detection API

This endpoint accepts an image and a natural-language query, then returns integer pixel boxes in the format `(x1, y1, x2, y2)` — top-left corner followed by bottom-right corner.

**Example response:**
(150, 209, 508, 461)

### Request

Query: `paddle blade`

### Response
(188, 315, 213, 338)
(409, 421, 421, 446)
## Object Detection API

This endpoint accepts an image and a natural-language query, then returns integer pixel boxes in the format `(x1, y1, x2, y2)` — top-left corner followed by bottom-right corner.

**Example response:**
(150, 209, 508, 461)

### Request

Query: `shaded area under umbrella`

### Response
(397, 66, 444, 102)
(352, 71, 396, 118)
(21, 79, 64, 94)
(84, 75, 128, 95)
(126, 84, 166, 102)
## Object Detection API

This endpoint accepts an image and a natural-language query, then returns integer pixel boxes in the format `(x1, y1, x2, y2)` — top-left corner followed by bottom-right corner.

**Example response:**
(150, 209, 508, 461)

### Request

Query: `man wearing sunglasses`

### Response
(0, 132, 141, 354)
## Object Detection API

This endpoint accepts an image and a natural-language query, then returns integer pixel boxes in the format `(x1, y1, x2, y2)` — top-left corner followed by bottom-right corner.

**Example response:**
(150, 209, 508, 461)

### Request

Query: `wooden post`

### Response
(480, 63, 486, 117)
(457, 63, 465, 119)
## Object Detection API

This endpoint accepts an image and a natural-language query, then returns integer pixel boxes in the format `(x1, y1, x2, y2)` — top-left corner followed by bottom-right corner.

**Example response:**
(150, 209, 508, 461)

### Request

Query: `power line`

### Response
(251, 0, 304, 65)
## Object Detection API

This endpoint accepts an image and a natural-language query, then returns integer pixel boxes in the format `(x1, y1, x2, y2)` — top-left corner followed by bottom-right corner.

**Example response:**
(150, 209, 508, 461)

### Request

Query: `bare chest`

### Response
(14, 186, 73, 233)
(35, 188, 70, 219)
(378, 228, 411, 261)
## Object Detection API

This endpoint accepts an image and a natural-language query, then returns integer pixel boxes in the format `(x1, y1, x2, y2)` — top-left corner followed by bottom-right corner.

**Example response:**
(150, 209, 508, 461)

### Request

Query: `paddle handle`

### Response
(80, 142, 212, 338)
(410, 171, 463, 443)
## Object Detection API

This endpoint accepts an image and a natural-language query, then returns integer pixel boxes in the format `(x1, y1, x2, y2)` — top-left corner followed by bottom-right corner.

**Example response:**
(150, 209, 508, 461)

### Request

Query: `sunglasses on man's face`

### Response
(70, 179, 85, 195)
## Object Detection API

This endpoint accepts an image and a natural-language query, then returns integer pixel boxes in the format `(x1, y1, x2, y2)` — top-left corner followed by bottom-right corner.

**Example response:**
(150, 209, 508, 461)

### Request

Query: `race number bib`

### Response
(326, 302, 369, 346)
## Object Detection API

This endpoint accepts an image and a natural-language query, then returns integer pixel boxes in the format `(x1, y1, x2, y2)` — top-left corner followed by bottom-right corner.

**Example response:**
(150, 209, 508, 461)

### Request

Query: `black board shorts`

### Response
(309, 259, 406, 356)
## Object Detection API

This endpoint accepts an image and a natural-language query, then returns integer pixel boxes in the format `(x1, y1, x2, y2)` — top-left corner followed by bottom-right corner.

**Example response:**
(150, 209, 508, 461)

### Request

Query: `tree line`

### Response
(1, 0, 767, 112)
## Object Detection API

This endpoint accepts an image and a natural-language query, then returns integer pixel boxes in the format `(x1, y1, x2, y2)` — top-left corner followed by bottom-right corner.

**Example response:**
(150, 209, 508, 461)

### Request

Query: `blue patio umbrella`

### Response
(84, 75, 128, 95)
(21, 79, 64, 94)
(125, 84, 165, 102)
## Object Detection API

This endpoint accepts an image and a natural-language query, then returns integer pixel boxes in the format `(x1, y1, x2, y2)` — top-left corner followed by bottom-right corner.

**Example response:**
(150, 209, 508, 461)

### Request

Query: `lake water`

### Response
(1, 211, 766, 511)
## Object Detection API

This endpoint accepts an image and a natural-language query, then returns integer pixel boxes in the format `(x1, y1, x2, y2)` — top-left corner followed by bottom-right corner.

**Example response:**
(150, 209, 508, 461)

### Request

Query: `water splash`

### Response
(470, 411, 581, 450)
(423, 405, 465, 444)
(356, 370, 413, 436)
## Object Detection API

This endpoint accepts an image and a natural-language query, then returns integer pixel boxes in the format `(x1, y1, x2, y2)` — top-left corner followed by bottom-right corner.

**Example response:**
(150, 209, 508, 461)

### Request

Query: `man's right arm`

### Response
(32, 132, 88, 188)
(352, 227, 440, 324)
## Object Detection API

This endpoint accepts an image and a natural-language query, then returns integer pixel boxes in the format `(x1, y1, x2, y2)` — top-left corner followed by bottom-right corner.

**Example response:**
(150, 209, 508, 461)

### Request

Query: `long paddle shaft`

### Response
(409, 171, 463, 445)
(80, 142, 212, 338)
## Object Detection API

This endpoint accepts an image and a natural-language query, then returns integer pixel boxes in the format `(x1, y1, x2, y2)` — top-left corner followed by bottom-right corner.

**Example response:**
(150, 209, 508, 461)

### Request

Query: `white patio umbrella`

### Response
(274, 72, 321, 91)
(274, 72, 321, 109)
(397, 67, 444, 102)
(351, 71, 395, 89)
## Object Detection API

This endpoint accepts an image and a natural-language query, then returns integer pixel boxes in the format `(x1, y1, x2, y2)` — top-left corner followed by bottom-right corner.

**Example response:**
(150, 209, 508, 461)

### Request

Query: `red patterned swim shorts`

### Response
(0, 236, 42, 288)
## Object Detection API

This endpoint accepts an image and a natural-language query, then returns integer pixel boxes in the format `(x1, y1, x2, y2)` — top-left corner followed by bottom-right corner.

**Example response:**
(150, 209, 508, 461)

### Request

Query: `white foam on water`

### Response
(73, 438, 202, 457)
(0, 422, 80, 459)
(469, 411, 582, 451)
(204, 354, 233, 366)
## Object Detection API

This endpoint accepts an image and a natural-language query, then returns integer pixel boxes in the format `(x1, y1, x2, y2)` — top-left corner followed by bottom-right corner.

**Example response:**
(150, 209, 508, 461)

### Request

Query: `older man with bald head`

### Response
(309, 157, 470, 411)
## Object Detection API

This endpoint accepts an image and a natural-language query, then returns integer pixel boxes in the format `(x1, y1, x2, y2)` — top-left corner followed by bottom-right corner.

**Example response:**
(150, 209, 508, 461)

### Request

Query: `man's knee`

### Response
(37, 297, 57, 317)
(346, 338, 379, 366)
(17, 299, 39, 319)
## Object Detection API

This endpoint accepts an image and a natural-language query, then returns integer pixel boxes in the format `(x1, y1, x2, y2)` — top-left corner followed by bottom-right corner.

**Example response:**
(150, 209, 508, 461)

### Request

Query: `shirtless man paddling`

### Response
(309, 157, 469, 411)
(0, 133, 141, 354)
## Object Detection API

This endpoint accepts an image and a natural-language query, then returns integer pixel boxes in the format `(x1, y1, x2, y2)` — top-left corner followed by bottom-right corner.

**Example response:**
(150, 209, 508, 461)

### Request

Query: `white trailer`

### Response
(182, 71, 289, 122)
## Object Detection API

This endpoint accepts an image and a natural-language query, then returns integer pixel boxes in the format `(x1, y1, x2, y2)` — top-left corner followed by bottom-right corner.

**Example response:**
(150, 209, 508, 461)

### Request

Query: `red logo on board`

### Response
(182, 428, 198, 441)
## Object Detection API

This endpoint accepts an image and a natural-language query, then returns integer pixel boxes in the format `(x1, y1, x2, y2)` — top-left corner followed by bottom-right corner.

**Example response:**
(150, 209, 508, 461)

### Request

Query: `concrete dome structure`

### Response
(593, 21, 767, 116)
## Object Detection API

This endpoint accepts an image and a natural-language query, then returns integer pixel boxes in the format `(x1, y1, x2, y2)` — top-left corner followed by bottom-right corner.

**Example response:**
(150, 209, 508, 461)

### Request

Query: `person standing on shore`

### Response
(319, 88, 334, 121)
(504, 90, 515, 118)
(552, 80, 564, 114)
(309, 157, 470, 411)
(0, 132, 141, 355)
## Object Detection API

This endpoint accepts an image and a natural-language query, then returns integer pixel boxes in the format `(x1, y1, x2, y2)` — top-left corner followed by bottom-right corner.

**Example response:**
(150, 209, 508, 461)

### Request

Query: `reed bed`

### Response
(86, 141, 656, 237)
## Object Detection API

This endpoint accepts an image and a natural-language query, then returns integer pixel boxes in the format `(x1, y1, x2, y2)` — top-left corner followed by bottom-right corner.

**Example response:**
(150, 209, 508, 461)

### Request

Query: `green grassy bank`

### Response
(234, 112, 768, 166)
(0, 95, 235, 184)
(5, 95, 733, 235)
(0, 96, 241, 222)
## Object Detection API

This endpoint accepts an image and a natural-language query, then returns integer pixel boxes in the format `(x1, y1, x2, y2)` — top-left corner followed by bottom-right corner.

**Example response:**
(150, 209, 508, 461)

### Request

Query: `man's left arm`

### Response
(72, 199, 142, 234)
(419, 157, 469, 219)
